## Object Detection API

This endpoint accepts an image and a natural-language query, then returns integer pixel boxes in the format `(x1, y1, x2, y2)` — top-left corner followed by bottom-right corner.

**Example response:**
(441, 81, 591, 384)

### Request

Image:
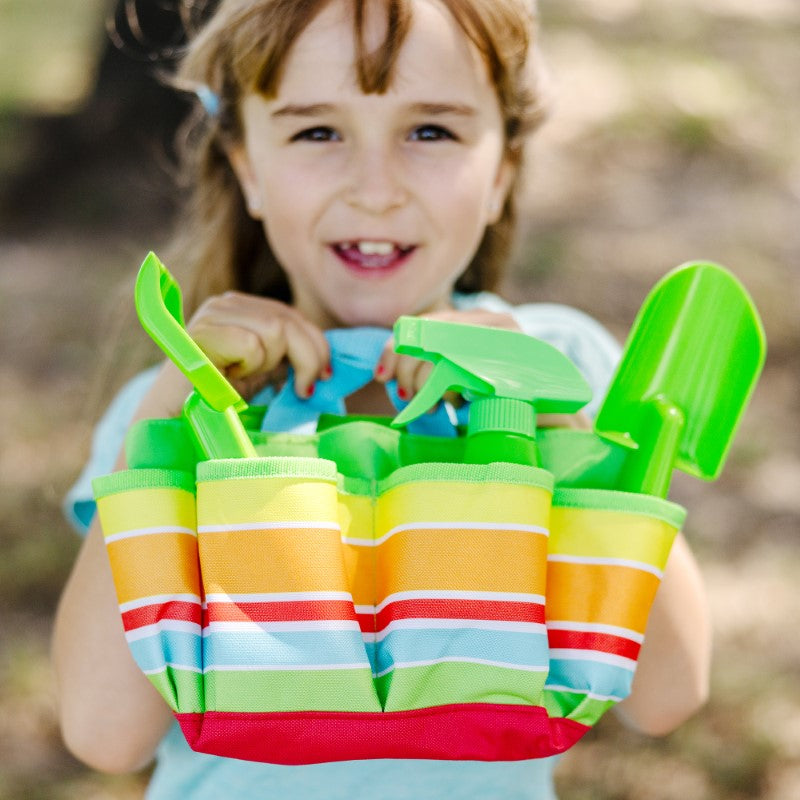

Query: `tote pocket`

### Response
(194, 457, 380, 716)
(544, 488, 684, 726)
(370, 462, 554, 713)
(93, 469, 203, 713)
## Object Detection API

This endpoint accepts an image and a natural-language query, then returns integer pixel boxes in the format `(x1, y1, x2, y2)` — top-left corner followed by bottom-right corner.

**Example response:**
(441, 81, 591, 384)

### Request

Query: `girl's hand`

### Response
(135, 293, 331, 422)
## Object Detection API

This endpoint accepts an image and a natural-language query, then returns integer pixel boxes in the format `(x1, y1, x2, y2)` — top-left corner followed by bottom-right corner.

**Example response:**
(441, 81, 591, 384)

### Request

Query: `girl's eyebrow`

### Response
(270, 102, 477, 118)
(271, 103, 335, 118)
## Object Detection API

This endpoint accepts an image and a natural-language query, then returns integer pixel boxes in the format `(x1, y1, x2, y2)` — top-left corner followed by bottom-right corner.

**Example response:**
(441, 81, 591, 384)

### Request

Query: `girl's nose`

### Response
(343, 144, 408, 214)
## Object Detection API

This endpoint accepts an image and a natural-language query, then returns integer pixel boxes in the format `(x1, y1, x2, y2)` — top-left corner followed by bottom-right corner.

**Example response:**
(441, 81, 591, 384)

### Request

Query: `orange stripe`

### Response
(198, 528, 350, 595)
(376, 528, 548, 599)
(546, 562, 660, 633)
(107, 533, 200, 604)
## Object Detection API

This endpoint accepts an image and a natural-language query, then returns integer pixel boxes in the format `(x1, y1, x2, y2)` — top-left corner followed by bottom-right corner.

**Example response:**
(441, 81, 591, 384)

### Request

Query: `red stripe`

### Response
(547, 629, 641, 661)
(176, 704, 588, 764)
(121, 601, 201, 632)
(205, 600, 358, 624)
(375, 599, 545, 631)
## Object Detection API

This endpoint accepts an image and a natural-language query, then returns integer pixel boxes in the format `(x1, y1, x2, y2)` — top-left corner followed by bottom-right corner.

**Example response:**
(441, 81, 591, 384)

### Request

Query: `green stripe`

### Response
(204, 669, 381, 712)
(376, 662, 547, 711)
(543, 689, 616, 726)
(197, 456, 338, 483)
(147, 667, 204, 713)
(92, 469, 196, 499)
(552, 487, 686, 529)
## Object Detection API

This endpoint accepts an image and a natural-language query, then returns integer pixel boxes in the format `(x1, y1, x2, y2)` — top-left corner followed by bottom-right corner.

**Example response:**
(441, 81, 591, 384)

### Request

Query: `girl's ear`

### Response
(488, 158, 516, 225)
(227, 144, 263, 219)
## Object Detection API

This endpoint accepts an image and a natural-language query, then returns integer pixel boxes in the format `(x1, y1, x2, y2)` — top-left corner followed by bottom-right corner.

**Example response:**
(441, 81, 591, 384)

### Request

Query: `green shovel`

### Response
(594, 261, 766, 497)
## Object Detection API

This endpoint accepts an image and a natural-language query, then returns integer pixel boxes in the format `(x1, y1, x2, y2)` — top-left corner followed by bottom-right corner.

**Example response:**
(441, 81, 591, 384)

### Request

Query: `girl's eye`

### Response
(409, 124, 457, 142)
(290, 126, 340, 143)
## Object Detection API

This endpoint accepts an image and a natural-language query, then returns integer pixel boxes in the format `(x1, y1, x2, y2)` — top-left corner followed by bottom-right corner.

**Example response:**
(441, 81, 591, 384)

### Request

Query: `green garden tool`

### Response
(390, 316, 593, 466)
(135, 252, 257, 459)
(594, 261, 766, 496)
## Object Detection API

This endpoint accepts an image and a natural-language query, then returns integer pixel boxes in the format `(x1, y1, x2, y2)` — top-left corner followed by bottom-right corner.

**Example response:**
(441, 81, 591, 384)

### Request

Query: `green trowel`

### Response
(594, 261, 766, 497)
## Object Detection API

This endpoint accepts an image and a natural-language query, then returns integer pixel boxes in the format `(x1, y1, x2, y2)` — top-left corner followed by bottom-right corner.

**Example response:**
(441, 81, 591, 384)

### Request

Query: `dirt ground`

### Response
(1, 1, 799, 798)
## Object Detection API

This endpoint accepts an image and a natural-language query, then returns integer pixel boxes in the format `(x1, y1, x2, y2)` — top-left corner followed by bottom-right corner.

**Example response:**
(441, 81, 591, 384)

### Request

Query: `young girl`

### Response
(53, 1, 711, 797)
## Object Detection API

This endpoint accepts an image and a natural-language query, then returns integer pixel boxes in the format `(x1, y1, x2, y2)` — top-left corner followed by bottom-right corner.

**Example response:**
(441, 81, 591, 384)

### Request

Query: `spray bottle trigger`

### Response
(391, 360, 492, 429)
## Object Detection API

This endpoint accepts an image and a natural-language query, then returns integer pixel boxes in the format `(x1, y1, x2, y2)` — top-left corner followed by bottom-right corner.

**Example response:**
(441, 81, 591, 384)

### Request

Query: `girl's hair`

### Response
(168, 0, 550, 313)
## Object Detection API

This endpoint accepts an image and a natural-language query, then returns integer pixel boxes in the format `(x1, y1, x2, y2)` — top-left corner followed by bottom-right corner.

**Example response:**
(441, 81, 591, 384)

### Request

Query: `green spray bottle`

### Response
(389, 316, 593, 465)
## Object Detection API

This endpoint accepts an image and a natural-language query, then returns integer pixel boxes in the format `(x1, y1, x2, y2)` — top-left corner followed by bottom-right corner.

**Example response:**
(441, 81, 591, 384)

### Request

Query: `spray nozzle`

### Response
(390, 316, 592, 448)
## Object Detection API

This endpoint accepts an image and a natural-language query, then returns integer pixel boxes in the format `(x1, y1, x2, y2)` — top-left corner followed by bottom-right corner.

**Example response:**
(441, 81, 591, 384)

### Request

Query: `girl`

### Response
(53, 1, 711, 797)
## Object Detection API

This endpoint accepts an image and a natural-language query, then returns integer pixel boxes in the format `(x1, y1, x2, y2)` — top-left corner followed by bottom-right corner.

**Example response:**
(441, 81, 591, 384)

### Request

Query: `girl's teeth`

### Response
(356, 241, 395, 256)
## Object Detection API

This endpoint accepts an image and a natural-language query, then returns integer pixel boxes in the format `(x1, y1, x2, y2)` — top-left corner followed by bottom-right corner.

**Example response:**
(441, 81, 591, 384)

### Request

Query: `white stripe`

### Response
(544, 684, 624, 703)
(374, 657, 548, 680)
(143, 662, 203, 676)
(126, 620, 201, 642)
(198, 520, 340, 533)
(547, 554, 664, 579)
(203, 662, 370, 674)
(104, 525, 196, 544)
(204, 591, 353, 606)
(343, 521, 549, 547)
(369, 619, 547, 642)
(354, 590, 546, 616)
(119, 594, 202, 613)
(549, 648, 637, 672)
(546, 620, 644, 644)
(203, 620, 361, 635)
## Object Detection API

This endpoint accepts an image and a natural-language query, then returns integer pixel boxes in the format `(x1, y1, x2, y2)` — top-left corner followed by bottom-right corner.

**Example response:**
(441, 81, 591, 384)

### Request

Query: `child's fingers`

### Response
(191, 322, 267, 378)
(188, 293, 331, 391)
(374, 338, 398, 384)
(394, 355, 433, 404)
(283, 317, 330, 398)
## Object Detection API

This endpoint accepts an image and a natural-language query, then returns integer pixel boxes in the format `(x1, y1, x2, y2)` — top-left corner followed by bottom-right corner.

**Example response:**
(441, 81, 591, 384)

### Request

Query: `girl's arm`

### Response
(615, 532, 711, 735)
(52, 518, 175, 773)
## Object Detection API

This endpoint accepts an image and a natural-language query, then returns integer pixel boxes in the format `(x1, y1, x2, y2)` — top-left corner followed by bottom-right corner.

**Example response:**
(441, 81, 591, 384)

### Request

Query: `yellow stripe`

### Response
(339, 494, 376, 606)
(549, 507, 676, 570)
(376, 481, 550, 532)
(546, 562, 661, 633)
(199, 528, 350, 595)
(376, 528, 548, 599)
(198, 477, 338, 527)
(107, 533, 201, 604)
(97, 488, 196, 537)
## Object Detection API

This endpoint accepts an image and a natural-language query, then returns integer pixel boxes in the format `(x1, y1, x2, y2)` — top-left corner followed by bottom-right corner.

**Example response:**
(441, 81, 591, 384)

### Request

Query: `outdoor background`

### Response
(1, 0, 798, 797)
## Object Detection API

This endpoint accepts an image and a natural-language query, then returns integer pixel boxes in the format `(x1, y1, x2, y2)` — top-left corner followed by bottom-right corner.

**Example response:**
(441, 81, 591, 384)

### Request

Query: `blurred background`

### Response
(1, 0, 798, 797)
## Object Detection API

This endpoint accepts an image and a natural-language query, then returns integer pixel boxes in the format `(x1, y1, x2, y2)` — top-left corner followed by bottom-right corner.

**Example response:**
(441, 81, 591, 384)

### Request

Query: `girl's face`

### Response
(229, 0, 514, 329)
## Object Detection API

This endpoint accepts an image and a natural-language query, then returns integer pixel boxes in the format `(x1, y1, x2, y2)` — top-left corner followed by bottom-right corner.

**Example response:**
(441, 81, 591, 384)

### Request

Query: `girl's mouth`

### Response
(331, 240, 416, 273)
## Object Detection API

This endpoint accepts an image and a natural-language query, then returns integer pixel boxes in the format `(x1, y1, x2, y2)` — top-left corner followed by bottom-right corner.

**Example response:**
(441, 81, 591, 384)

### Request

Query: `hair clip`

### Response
(195, 85, 220, 117)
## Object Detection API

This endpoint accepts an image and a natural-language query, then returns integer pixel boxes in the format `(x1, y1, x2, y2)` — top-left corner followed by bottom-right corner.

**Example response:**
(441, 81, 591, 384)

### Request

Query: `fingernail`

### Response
(397, 387, 408, 401)
(375, 364, 386, 378)
(302, 383, 315, 399)
(321, 365, 333, 379)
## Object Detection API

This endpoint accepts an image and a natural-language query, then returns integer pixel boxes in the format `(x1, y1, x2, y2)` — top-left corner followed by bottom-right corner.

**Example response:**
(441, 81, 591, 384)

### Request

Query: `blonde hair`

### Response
(168, 0, 549, 313)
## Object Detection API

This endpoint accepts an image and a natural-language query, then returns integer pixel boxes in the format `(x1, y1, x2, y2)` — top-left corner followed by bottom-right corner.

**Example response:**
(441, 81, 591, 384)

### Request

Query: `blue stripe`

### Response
(128, 630, 202, 673)
(546, 657, 634, 700)
(203, 629, 371, 668)
(376, 628, 549, 673)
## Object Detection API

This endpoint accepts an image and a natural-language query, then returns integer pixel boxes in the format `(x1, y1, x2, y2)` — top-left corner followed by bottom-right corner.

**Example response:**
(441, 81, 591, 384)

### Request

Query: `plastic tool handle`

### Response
(135, 252, 246, 413)
(134, 252, 257, 459)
